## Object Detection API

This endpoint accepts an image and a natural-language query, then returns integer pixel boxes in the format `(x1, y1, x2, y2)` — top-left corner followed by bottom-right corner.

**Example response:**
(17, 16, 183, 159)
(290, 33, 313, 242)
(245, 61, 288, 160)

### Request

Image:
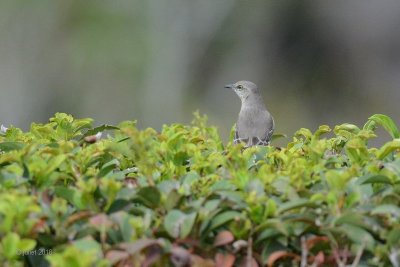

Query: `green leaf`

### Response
(54, 186, 84, 209)
(338, 224, 375, 251)
(46, 246, 97, 267)
(164, 210, 197, 239)
(210, 180, 236, 192)
(371, 204, 400, 217)
(82, 124, 119, 138)
(294, 128, 312, 141)
(0, 141, 25, 152)
(334, 213, 367, 228)
(164, 189, 181, 210)
(256, 228, 281, 243)
(314, 125, 331, 139)
(376, 139, 400, 159)
(277, 199, 314, 214)
(229, 124, 236, 143)
(43, 154, 67, 177)
(73, 237, 102, 256)
(345, 138, 369, 163)
(334, 123, 360, 134)
(387, 228, 400, 247)
(364, 114, 400, 139)
(72, 118, 94, 134)
(18, 238, 36, 253)
(209, 211, 242, 231)
(271, 133, 287, 141)
(214, 191, 246, 207)
(98, 159, 120, 178)
(360, 174, 392, 185)
(2, 232, 19, 259)
(265, 199, 277, 217)
(135, 186, 161, 209)
(325, 170, 347, 191)
(107, 199, 130, 214)
(55, 186, 74, 200)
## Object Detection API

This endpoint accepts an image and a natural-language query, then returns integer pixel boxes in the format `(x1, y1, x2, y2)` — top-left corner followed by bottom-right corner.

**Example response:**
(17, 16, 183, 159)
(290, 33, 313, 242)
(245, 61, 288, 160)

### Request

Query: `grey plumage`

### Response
(225, 81, 274, 147)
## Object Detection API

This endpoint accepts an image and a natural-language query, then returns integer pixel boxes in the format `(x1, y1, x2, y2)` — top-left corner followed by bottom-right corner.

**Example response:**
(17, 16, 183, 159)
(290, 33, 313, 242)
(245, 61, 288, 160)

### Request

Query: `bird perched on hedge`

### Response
(225, 81, 274, 147)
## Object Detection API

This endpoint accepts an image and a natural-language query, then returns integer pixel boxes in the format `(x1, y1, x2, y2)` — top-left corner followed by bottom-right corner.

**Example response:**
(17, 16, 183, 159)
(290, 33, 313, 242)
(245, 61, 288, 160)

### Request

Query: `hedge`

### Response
(0, 112, 400, 267)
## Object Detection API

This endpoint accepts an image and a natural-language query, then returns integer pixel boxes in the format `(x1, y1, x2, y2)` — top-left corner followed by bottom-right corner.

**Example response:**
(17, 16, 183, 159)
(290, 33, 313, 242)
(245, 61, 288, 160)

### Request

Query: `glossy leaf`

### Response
(135, 186, 161, 208)
(164, 210, 197, 239)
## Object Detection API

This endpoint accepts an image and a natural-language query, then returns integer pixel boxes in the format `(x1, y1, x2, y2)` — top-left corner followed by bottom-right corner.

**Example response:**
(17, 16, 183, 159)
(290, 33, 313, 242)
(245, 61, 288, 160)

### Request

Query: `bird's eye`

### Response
(237, 85, 243, 89)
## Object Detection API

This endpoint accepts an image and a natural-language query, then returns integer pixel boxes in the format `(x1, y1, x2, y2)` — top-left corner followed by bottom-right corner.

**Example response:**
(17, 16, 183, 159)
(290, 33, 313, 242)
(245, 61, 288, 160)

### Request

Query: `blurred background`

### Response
(1, 1, 400, 145)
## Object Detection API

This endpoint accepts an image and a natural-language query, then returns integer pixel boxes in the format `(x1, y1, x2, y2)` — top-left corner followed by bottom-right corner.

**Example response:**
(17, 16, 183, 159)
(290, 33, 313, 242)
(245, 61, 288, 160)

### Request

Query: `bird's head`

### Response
(224, 80, 259, 102)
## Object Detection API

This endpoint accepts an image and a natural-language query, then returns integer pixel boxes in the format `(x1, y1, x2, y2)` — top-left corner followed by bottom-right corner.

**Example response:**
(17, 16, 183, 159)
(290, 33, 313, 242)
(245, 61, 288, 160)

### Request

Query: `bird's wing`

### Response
(256, 115, 275, 146)
(265, 116, 275, 141)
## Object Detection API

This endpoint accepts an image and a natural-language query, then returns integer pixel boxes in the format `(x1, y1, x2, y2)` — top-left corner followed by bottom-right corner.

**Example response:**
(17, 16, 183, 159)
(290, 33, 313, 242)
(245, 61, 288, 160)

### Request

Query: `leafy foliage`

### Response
(0, 112, 400, 267)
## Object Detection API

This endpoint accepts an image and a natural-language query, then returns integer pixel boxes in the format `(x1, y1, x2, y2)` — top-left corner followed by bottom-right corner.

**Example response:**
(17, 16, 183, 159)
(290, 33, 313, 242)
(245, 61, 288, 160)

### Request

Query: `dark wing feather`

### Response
(263, 116, 275, 144)
(254, 116, 275, 146)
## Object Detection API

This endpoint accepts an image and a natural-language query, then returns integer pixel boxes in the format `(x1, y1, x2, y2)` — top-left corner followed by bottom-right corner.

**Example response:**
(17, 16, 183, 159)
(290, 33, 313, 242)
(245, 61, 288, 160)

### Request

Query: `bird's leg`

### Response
(233, 137, 249, 145)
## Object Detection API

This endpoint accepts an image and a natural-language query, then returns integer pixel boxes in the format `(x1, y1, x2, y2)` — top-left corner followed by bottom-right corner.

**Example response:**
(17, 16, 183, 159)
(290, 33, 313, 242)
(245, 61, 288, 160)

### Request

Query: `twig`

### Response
(389, 249, 400, 267)
(351, 240, 366, 267)
(331, 244, 345, 267)
(246, 235, 253, 267)
(343, 245, 349, 265)
(300, 236, 308, 267)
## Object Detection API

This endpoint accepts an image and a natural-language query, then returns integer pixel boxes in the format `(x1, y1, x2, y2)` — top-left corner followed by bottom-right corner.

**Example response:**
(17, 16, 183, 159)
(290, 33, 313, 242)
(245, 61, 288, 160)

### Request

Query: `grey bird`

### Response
(225, 81, 274, 147)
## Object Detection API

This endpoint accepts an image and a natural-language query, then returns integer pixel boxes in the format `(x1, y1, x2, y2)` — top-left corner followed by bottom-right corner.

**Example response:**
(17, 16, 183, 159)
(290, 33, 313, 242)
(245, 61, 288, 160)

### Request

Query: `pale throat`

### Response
(235, 90, 249, 103)
(238, 92, 264, 108)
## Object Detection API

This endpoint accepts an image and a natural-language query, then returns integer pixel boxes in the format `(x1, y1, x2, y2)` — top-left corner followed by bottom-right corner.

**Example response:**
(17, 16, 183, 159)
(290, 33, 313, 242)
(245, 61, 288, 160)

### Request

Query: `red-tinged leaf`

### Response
(105, 250, 130, 264)
(30, 218, 47, 235)
(215, 253, 235, 267)
(191, 254, 215, 267)
(306, 236, 329, 250)
(311, 251, 325, 265)
(214, 231, 234, 247)
(267, 251, 300, 267)
(175, 238, 200, 247)
(84, 133, 101, 143)
(170, 246, 191, 267)
(239, 257, 258, 267)
(143, 246, 163, 267)
(89, 213, 113, 228)
(332, 248, 352, 260)
(124, 177, 138, 188)
(118, 239, 160, 254)
(41, 190, 52, 205)
(65, 211, 93, 227)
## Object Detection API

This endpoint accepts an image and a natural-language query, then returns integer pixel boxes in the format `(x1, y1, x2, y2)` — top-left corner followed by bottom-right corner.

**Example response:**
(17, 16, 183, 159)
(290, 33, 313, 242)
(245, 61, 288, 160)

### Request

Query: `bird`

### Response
(225, 81, 274, 147)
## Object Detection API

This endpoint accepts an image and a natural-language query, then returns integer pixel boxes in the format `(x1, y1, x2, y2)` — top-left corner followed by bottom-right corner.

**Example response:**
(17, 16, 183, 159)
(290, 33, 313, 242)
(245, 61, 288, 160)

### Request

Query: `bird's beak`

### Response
(224, 84, 234, 89)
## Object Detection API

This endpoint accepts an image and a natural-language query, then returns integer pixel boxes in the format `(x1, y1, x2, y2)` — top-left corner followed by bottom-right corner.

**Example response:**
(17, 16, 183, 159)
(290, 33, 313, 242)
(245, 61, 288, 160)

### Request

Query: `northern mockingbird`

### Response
(225, 81, 274, 147)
